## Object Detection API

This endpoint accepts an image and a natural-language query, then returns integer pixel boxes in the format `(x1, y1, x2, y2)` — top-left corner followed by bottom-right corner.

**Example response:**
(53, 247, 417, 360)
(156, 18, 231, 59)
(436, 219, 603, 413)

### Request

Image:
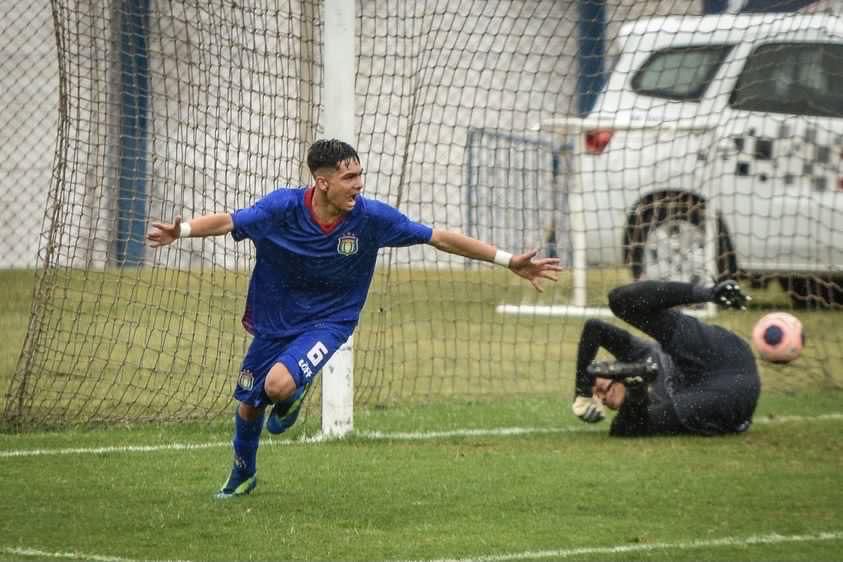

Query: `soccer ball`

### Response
(752, 312, 804, 363)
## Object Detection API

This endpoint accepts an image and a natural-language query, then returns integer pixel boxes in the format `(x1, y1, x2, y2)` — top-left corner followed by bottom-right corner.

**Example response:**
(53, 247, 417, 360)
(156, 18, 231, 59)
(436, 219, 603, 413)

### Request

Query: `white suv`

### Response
(571, 13, 843, 307)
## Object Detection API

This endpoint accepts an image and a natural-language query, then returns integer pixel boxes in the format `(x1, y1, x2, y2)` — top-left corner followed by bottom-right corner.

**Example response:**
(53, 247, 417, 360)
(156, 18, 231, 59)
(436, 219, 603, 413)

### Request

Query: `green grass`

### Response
(0, 396, 842, 561)
(1, 269, 843, 560)
(0, 270, 35, 397)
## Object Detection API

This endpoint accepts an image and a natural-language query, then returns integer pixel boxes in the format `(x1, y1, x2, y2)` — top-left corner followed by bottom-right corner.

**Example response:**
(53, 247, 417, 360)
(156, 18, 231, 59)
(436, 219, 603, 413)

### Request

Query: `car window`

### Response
(730, 43, 843, 117)
(631, 45, 733, 101)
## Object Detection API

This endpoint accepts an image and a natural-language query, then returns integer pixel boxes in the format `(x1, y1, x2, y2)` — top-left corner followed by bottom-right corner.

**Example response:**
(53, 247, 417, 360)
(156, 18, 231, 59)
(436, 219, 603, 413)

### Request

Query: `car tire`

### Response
(626, 193, 737, 284)
(778, 276, 843, 309)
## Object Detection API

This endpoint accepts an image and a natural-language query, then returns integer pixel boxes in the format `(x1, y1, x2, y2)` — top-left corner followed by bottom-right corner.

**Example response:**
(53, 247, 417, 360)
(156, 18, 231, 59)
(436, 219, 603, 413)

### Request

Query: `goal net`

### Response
(4, 0, 842, 428)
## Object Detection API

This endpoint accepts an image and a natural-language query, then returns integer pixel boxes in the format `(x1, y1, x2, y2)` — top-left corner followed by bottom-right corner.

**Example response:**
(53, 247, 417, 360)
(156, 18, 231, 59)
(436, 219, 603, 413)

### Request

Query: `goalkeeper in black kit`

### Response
(571, 280, 761, 437)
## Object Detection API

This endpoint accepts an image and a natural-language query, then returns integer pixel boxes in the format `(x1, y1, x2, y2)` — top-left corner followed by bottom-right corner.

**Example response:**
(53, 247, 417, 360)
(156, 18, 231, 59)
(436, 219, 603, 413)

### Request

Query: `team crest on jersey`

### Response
(237, 369, 254, 391)
(337, 233, 359, 256)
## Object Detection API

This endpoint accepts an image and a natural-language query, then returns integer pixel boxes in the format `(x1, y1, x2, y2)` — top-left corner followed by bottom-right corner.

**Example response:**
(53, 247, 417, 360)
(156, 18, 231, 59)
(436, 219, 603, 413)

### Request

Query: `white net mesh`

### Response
(4, 1, 841, 426)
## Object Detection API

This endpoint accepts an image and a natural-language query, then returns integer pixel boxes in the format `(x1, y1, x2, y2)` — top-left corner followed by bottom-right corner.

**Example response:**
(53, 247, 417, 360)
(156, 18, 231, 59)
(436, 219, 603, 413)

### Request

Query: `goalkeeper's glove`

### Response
(572, 395, 605, 424)
(712, 280, 751, 310)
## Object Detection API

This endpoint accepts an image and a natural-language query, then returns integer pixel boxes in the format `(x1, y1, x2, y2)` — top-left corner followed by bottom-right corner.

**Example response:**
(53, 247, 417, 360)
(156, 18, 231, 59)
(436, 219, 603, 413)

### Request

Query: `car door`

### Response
(712, 39, 843, 274)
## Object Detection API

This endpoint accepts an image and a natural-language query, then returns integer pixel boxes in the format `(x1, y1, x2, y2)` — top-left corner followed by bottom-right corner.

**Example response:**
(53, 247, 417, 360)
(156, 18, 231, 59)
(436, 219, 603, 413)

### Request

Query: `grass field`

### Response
(1, 268, 843, 561)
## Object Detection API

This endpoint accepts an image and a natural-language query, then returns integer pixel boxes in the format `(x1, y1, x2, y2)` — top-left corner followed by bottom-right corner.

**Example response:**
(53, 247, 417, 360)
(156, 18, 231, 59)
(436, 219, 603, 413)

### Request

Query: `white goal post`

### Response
(319, 0, 356, 438)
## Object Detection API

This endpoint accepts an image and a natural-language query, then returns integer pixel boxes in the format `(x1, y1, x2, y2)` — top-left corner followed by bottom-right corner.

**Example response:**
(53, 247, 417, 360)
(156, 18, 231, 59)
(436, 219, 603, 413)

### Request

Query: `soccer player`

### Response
(570, 279, 761, 437)
(146, 139, 562, 498)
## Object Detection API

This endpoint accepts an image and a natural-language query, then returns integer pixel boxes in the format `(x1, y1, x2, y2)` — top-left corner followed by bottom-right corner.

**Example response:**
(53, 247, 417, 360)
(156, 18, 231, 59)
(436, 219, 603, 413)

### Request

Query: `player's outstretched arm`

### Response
(146, 213, 234, 248)
(428, 229, 561, 292)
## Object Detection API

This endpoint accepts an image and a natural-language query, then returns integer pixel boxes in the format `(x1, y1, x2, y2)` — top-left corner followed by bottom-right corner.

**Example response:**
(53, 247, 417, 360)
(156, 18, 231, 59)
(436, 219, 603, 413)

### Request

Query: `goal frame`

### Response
(319, 0, 355, 438)
(497, 117, 719, 319)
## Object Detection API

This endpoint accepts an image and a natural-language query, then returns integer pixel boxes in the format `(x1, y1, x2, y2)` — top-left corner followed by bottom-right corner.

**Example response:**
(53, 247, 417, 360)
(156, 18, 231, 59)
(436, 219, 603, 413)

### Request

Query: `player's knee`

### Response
(263, 364, 297, 402)
(238, 402, 262, 421)
(607, 286, 630, 318)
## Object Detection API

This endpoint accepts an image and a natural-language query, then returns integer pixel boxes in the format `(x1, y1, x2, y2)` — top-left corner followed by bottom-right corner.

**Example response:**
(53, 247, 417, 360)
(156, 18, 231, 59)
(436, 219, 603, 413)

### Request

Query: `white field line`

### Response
(4, 530, 842, 562)
(0, 546, 195, 562)
(393, 530, 843, 562)
(0, 412, 841, 459)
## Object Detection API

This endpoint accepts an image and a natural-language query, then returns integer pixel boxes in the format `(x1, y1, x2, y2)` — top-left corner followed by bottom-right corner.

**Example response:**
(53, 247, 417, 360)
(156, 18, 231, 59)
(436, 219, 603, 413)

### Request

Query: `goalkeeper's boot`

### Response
(215, 468, 257, 499)
(587, 355, 660, 385)
(266, 386, 307, 435)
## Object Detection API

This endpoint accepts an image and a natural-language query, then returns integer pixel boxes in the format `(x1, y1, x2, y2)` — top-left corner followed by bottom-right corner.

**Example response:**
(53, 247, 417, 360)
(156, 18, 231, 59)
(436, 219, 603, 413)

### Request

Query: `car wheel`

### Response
(778, 276, 843, 309)
(627, 193, 736, 284)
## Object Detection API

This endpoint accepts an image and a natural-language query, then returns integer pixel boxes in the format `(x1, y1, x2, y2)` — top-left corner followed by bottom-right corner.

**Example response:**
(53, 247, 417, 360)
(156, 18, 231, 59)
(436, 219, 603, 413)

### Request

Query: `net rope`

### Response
(3, 0, 841, 427)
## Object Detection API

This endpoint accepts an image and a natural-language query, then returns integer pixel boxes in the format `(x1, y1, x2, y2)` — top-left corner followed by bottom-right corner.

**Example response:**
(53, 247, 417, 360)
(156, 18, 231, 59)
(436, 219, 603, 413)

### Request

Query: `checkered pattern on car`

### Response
(729, 124, 843, 193)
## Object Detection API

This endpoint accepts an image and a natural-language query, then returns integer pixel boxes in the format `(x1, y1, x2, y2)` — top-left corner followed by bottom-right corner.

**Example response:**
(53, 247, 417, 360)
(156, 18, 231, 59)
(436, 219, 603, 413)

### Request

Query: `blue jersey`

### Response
(231, 187, 432, 339)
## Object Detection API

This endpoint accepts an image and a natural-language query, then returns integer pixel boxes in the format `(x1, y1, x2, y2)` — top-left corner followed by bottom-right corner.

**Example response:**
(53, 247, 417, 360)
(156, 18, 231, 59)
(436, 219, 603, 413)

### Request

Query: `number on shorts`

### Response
(307, 341, 328, 366)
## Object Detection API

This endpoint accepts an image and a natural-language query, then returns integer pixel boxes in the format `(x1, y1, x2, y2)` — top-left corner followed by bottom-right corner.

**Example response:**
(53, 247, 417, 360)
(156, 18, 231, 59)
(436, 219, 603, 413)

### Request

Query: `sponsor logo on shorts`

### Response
(337, 233, 358, 256)
(298, 359, 313, 379)
(237, 369, 254, 390)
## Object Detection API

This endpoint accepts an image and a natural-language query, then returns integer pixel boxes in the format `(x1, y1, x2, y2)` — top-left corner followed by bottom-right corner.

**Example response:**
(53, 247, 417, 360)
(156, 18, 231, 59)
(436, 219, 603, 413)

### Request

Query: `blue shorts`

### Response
(234, 327, 350, 408)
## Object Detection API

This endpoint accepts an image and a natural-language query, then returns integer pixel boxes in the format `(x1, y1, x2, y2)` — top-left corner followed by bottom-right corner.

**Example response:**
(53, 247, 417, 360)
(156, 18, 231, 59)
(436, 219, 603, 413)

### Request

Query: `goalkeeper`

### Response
(571, 280, 760, 437)
(147, 139, 561, 498)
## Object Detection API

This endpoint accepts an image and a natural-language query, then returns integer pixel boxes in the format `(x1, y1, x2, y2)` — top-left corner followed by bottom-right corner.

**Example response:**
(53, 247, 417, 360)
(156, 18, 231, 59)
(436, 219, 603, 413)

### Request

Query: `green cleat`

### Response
(266, 386, 308, 435)
(215, 472, 257, 499)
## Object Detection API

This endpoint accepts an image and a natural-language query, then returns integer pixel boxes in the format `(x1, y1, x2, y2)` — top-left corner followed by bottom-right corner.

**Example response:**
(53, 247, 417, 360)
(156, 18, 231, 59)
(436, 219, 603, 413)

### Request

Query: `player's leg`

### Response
(265, 327, 349, 435)
(609, 280, 752, 387)
(216, 335, 289, 499)
(607, 281, 704, 346)
(574, 319, 649, 396)
(264, 362, 309, 435)
(263, 361, 298, 402)
(217, 401, 264, 499)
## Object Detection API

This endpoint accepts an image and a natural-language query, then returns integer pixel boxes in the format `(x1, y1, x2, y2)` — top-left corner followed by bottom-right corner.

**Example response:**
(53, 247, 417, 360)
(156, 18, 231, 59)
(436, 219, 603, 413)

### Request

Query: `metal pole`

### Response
(115, 0, 151, 266)
(576, 0, 605, 117)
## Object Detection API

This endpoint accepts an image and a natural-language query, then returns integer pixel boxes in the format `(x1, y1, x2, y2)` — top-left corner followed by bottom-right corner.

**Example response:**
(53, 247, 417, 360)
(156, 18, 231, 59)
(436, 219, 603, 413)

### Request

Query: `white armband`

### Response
(179, 221, 192, 238)
(494, 249, 512, 267)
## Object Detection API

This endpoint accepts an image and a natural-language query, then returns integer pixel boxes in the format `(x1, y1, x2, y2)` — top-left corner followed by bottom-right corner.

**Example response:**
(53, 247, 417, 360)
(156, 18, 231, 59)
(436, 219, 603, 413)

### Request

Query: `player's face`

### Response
(319, 159, 364, 213)
(593, 377, 625, 410)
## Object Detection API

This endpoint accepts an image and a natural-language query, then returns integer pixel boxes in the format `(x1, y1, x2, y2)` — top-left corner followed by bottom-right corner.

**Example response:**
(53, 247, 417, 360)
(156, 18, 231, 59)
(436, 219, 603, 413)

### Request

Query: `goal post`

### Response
(319, 0, 355, 438)
(496, 116, 720, 319)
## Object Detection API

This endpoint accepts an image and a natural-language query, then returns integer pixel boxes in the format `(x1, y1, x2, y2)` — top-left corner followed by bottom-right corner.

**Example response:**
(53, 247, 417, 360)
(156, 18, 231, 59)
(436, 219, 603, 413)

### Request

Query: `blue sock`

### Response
(232, 410, 264, 477)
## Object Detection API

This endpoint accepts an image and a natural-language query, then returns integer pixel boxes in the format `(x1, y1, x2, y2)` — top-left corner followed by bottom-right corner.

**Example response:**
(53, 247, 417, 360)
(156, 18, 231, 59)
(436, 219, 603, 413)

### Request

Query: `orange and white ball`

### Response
(752, 312, 804, 363)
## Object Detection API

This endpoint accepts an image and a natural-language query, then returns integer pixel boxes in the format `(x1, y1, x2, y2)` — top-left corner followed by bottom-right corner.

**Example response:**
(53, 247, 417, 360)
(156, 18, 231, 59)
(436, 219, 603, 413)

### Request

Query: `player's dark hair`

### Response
(307, 139, 360, 174)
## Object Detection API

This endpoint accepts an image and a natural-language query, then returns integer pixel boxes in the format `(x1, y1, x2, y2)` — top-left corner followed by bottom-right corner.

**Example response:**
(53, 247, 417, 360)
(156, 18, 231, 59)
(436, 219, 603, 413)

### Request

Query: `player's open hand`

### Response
(146, 216, 183, 248)
(572, 395, 605, 423)
(509, 249, 562, 292)
(712, 280, 751, 310)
